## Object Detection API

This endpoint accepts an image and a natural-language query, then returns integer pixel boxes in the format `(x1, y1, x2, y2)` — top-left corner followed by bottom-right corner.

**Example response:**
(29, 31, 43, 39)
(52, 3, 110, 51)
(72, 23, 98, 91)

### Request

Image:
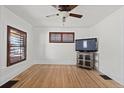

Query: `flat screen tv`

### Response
(75, 38, 98, 52)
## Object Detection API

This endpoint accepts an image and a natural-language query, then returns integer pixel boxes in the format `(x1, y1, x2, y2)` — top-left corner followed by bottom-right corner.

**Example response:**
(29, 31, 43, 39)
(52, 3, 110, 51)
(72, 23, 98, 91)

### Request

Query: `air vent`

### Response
(0, 80, 18, 88)
(100, 75, 112, 80)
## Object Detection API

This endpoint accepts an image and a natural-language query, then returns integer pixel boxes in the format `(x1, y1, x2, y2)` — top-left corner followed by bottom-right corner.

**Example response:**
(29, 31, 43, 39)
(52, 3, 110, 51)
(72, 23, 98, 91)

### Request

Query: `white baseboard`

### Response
(32, 59, 76, 65)
(0, 61, 33, 86)
(99, 68, 124, 86)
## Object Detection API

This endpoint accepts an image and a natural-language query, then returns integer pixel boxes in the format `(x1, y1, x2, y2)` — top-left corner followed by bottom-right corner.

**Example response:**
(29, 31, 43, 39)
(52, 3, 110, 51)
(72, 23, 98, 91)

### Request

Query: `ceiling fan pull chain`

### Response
(63, 17, 66, 22)
(62, 17, 66, 26)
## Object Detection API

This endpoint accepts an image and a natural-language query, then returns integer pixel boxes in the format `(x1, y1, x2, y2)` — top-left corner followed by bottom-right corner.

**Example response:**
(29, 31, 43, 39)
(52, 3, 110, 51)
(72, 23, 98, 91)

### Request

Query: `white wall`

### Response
(0, 6, 2, 69)
(90, 7, 124, 85)
(0, 6, 34, 86)
(33, 27, 92, 64)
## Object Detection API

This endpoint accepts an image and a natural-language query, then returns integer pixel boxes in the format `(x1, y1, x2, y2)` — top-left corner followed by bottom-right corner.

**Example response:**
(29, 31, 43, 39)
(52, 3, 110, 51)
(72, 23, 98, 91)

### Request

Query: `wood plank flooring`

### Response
(11, 64, 123, 88)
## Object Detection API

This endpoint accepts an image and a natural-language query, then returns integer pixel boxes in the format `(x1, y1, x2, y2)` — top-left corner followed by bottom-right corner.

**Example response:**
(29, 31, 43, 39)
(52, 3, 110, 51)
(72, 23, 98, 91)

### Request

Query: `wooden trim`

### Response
(7, 25, 27, 34)
(49, 32, 75, 43)
(7, 25, 27, 67)
(7, 26, 10, 66)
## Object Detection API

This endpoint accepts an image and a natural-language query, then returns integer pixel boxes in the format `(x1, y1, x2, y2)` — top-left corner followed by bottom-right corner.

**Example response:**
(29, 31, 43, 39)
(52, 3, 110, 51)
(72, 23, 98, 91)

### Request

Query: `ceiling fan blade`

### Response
(46, 13, 59, 17)
(66, 5, 78, 11)
(52, 5, 58, 9)
(52, 5, 78, 11)
(69, 13, 83, 18)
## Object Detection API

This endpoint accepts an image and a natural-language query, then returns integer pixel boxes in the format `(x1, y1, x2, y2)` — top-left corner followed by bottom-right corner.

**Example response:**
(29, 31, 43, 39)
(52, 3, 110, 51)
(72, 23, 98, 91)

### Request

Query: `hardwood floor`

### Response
(12, 64, 123, 88)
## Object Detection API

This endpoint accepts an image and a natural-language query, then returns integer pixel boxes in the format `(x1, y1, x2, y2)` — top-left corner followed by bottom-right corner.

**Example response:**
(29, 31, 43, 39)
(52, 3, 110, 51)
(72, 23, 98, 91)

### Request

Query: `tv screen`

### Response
(75, 38, 98, 52)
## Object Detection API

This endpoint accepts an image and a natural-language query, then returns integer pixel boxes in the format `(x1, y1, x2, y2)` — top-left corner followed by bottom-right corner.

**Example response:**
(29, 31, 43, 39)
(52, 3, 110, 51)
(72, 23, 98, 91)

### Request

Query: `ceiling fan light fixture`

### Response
(59, 11, 69, 18)
(46, 5, 83, 26)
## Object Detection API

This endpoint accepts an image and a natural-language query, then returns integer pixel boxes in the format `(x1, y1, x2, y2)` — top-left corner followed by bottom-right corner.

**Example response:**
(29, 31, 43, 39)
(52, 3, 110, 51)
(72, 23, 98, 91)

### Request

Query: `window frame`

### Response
(7, 25, 27, 66)
(49, 32, 75, 43)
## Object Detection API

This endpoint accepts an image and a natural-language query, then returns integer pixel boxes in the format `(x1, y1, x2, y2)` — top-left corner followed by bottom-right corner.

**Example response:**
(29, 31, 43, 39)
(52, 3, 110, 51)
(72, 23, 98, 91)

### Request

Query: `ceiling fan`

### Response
(46, 5, 83, 23)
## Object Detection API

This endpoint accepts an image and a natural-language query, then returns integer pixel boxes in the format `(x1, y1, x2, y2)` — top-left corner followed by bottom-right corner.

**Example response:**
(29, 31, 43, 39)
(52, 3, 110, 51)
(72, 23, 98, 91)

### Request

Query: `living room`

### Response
(0, 4, 124, 89)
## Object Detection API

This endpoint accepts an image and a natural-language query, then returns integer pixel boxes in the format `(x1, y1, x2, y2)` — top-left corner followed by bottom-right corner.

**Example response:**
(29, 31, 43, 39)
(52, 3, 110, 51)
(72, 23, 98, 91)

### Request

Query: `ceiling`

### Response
(5, 5, 122, 28)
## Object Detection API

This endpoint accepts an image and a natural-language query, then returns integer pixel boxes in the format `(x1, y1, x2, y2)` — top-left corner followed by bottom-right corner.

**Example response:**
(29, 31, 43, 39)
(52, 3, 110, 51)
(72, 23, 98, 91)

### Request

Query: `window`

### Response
(49, 32, 74, 43)
(7, 26, 27, 66)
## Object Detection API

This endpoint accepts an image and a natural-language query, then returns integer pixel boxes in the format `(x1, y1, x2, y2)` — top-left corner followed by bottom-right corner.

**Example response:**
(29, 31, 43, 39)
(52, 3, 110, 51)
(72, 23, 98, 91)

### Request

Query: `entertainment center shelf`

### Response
(76, 52, 96, 69)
